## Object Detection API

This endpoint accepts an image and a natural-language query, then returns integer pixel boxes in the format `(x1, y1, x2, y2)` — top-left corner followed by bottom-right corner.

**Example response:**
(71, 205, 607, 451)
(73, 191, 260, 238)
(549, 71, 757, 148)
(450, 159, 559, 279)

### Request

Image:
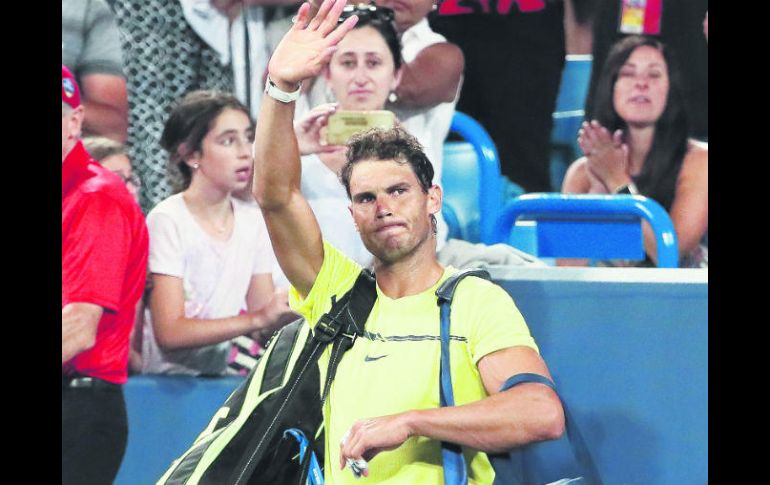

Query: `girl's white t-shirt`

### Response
(141, 193, 276, 375)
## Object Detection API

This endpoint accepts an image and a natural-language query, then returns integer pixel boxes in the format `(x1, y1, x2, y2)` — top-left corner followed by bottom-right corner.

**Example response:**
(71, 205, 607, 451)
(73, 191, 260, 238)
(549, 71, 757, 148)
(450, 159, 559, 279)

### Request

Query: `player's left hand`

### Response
(339, 413, 414, 476)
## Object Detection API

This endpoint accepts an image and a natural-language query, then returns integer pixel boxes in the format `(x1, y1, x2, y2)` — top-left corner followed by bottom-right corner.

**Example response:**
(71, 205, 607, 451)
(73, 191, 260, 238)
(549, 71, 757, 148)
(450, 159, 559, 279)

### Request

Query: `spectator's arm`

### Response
(80, 74, 129, 143)
(76, 0, 128, 142)
(641, 144, 708, 265)
(248, 275, 299, 344)
(148, 274, 280, 350)
(561, 157, 592, 193)
(394, 42, 464, 109)
(128, 299, 144, 373)
(62, 303, 104, 363)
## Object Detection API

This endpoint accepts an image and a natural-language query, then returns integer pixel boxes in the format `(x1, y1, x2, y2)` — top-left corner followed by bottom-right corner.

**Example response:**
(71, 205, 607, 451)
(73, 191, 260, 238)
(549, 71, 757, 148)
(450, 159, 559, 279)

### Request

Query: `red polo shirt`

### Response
(62, 141, 149, 384)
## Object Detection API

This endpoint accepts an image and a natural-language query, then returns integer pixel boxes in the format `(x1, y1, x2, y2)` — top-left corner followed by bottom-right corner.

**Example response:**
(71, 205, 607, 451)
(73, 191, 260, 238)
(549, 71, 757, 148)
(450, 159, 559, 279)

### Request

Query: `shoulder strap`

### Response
(436, 267, 490, 407)
(316, 269, 377, 403)
(227, 269, 377, 484)
(496, 373, 604, 485)
(436, 267, 489, 485)
(499, 373, 555, 393)
(436, 268, 490, 304)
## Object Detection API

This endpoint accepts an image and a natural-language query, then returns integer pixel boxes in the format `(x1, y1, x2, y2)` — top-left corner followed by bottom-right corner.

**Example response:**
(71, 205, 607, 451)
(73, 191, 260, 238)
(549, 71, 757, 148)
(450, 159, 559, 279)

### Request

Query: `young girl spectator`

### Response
(141, 90, 294, 375)
(562, 35, 708, 267)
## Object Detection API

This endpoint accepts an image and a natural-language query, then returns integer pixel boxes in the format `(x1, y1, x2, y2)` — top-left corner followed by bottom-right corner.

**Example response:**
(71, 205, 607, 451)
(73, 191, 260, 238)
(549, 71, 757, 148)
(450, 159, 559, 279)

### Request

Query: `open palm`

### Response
(268, 0, 359, 86)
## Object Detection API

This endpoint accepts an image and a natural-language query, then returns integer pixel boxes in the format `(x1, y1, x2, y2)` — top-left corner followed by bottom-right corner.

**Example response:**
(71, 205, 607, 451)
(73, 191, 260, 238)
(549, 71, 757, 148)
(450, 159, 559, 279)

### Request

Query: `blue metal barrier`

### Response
(114, 375, 244, 485)
(447, 111, 504, 244)
(491, 193, 679, 267)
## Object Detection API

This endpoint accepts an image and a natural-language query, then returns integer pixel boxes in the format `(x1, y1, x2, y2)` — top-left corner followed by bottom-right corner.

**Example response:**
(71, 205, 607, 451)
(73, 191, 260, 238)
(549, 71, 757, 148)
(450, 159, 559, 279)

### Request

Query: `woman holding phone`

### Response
(293, 5, 449, 267)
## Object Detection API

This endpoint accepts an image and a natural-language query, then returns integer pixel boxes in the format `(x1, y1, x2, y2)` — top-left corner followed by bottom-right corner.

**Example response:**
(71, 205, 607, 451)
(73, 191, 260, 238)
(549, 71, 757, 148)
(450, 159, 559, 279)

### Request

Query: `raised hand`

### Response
(294, 103, 347, 155)
(267, 0, 359, 89)
(578, 120, 631, 192)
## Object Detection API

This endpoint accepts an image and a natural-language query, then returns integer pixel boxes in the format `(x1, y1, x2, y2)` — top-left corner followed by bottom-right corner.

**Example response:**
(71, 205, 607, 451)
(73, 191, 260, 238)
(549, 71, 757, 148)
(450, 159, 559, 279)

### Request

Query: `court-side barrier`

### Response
(115, 267, 707, 485)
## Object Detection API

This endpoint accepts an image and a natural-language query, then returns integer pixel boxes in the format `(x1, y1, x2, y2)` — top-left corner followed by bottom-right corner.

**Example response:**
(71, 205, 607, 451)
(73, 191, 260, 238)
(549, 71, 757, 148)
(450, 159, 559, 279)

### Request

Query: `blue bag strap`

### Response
(497, 375, 604, 485)
(284, 428, 324, 485)
(436, 268, 490, 485)
(499, 373, 556, 393)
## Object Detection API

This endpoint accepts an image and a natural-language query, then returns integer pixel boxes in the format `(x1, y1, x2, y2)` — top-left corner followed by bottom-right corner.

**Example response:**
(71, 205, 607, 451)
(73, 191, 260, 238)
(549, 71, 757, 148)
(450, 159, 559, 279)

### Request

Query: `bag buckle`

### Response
(315, 315, 342, 343)
(341, 332, 357, 346)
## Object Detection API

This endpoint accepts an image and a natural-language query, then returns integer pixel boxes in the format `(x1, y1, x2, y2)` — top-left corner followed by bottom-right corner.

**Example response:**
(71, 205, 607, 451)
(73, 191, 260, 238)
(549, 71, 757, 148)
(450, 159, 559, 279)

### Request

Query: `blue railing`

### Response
(491, 193, 679, 267)
(448, 112, 503, 244)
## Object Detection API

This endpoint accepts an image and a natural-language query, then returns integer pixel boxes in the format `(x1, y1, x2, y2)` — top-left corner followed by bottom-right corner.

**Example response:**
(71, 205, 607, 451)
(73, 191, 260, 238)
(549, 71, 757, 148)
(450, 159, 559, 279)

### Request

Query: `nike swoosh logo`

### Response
(364, 354, 388, 362)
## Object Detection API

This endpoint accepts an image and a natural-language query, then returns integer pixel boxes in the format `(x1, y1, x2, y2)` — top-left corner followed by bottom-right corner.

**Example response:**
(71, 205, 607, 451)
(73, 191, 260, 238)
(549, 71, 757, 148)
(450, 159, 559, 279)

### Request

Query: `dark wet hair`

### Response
(160, 90, 252, 192)
(340, 127, 437, 234)
(591, 35, 689, 210)
(340, 126, 433, 197)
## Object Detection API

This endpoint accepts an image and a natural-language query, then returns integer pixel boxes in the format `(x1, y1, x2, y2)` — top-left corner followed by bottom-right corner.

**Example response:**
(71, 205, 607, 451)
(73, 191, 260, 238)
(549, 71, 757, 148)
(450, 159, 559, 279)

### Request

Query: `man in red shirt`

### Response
(61, 64, 149, 485)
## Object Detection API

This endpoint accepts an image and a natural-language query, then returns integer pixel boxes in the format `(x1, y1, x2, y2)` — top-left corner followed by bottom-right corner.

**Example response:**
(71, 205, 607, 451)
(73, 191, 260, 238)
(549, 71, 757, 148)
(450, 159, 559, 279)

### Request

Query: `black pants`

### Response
(62, 384, 128, 485)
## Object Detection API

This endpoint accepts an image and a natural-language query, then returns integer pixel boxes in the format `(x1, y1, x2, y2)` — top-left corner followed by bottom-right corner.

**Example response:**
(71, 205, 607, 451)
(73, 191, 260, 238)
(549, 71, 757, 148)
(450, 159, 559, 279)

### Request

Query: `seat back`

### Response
(491, 193, 679, 267)
(442, 141, 482, 241)
(550, 55, 593, 191)
(441, 111, 504, 243)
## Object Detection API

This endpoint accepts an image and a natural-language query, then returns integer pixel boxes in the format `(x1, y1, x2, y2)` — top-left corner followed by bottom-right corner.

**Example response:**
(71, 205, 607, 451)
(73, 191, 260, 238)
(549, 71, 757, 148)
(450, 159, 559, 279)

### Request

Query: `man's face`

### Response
(62, 103, 83, 161)
(348, 159, 441, 264)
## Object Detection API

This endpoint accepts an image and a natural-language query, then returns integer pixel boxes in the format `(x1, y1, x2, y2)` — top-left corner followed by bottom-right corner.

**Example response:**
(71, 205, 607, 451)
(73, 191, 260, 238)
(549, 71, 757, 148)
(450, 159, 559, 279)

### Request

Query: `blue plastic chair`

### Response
(490, 193, 679, 267)
(441, 111, 508, 244)
(550, 55, 593, 191)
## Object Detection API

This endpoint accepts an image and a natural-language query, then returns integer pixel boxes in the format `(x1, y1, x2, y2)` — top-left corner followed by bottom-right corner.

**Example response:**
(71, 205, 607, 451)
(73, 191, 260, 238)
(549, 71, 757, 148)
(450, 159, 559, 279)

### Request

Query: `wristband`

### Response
(264, 76, 302, 103)
(614, 182, 639, 195)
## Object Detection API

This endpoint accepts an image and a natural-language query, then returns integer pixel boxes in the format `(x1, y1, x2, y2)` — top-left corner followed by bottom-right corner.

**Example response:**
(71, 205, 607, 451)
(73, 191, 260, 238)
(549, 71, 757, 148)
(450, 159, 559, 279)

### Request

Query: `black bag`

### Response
(157, 270, 376, 485)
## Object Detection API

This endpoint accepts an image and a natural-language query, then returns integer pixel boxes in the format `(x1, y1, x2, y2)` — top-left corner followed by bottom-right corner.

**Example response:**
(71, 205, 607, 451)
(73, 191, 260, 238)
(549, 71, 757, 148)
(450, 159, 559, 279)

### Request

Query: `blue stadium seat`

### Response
(441, 111, 511, 244)
(491, 193, 680, 267)
(550, 55, 593, 191)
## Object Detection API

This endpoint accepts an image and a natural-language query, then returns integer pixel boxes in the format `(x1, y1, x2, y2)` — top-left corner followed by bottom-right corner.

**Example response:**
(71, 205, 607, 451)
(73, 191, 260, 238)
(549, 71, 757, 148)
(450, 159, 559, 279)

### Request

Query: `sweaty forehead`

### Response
(349, 159, 418, 192)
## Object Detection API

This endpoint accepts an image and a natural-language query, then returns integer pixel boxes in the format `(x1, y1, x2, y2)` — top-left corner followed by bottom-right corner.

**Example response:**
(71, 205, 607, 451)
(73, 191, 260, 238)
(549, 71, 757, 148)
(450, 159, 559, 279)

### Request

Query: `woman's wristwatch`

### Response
(264, 76, 302, 103)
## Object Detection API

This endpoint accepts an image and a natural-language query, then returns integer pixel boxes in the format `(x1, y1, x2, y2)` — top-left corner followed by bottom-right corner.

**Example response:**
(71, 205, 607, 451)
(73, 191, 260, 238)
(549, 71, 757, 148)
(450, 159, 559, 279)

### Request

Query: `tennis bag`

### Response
(437, 268, 603, 485)
(157, 270, 376, 485)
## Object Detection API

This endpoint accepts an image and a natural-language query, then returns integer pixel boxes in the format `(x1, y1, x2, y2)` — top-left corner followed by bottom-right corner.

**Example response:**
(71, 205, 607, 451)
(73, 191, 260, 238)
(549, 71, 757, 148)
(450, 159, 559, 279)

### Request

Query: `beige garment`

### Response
(437, 238, 547, 269)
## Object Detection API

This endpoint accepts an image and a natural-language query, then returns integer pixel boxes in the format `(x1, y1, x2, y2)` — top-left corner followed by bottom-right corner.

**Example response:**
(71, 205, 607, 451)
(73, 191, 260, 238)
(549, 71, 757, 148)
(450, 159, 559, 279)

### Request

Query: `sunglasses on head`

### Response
(338, 3, 395, 23)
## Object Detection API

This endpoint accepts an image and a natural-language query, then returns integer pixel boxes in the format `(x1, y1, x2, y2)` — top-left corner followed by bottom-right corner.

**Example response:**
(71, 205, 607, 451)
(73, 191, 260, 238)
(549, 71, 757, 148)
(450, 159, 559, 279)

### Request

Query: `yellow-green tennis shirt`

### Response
(289, 241, 539, 485)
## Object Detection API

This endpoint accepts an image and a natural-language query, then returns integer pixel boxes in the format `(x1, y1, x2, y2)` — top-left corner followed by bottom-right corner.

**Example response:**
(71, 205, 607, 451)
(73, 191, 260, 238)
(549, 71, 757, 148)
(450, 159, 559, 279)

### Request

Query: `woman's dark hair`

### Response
(160, 90, 251, 192)
(340, 8, 402, 70)
(592, 35, 689, 210)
